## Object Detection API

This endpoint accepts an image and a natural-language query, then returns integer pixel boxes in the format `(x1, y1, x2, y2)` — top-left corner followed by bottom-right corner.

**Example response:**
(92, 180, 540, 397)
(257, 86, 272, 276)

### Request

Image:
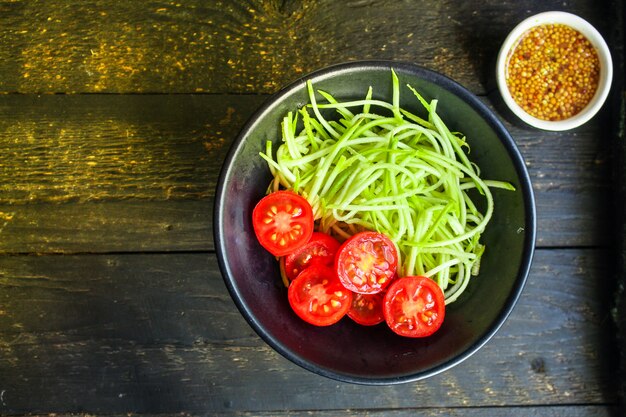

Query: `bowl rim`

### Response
(495, 11, 613, 131)
(214, 60, 537, 384)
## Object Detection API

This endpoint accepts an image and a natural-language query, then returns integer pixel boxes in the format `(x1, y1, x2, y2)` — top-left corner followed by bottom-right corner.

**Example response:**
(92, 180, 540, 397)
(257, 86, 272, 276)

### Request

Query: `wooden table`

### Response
(1, 1, 624, 416)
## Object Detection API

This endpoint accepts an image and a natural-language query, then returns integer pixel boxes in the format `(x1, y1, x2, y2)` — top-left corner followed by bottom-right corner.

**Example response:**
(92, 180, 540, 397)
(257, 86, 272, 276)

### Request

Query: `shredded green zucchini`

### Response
(260, 70, 514, 304)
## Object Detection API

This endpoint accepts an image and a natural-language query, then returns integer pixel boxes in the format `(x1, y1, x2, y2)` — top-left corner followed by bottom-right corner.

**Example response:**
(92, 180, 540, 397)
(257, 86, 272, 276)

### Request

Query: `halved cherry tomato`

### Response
(335, 231, 398, 294)
(347, 292, 385, 326)
(283, 232, 341, 282)
(383, 275, 445, 338)
(252, 191, 314, 257)
(287, 264, 353, 326)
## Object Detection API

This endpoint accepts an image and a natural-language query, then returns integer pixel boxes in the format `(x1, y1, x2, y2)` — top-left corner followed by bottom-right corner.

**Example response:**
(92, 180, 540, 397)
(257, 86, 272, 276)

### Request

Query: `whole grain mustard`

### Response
(506, 23, 600, 121)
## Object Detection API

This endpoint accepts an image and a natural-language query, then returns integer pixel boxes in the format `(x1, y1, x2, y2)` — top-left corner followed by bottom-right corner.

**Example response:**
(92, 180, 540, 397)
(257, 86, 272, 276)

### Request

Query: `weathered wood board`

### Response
(0, 0, 612, 94)
(0, 249, 618, 414)
(0, 0, 622, 416)
(0, 94, 612, 253)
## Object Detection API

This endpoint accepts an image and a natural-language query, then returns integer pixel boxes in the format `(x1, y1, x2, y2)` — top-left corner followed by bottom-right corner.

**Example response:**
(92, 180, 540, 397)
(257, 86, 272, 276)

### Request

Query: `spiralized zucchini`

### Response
(260, 70, 514, 304)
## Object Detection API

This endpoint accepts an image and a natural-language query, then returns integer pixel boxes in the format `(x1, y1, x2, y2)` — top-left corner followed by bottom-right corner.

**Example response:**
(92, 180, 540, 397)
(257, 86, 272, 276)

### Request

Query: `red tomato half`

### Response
(252, 191, 314, 257)
(288, 264, 353, 326)
(335, 231, 398, 294)
(347, 292, 385, 326)
(383, 275, 445, 338)
(283, 232, 341, 281)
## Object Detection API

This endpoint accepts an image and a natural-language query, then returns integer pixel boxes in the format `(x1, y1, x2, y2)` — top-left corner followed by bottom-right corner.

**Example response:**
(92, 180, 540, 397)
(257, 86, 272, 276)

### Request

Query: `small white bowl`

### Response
(496, 11, 613, 131)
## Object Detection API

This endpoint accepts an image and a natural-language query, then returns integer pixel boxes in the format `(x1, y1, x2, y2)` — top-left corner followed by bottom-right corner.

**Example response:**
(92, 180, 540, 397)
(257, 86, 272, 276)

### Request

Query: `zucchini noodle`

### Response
(260, 70, 514, 304)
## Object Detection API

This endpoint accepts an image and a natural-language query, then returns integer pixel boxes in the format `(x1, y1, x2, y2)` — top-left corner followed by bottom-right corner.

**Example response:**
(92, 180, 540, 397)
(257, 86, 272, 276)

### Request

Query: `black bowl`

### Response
(214, 61, 536, 384)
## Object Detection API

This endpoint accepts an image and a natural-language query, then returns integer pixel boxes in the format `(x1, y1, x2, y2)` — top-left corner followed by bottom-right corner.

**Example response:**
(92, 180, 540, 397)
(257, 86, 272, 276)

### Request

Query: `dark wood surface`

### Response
(0, 0, 624, 416)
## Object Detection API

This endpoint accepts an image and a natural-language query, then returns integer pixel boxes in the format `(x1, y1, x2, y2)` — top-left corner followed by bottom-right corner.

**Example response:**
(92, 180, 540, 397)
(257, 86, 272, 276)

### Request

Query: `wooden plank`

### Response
(0, 249, 617, 414)
(607, 0, 625, 408)
(0, 94, 612, 252)
(13, 405, 619, 417)
(0, 0, 612, 94)
(220, 407, 621, 417)
(0, 94, 265, 204)
(0, 200, 212, 253)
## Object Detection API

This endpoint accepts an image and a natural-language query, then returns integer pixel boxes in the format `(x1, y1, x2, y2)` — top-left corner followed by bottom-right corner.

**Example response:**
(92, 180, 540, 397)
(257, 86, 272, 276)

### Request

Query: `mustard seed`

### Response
(506, 23, 600, 121)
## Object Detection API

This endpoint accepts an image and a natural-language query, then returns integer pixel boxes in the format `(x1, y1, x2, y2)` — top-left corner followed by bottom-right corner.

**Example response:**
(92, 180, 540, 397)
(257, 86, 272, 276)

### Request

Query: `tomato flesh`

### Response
(252, 191, 314, 257)
(335, 231, 398, 294)
(283, 232, 340, 281)
(347, 292, 385, 326)
(288, 265, 352, 326)
(383, 275, 445, 337)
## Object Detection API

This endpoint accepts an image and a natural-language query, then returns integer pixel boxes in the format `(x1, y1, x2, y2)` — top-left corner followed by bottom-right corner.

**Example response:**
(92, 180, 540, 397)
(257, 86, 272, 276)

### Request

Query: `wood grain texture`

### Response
(0, 201, 211, 253)
(8, 406, 619, 417)
(0, 94, 265, 204)
(0, 94, 611, 252)
(0, 0, 612, 94)
(0, 0, 622, 415)
(0, 249, 617, 414)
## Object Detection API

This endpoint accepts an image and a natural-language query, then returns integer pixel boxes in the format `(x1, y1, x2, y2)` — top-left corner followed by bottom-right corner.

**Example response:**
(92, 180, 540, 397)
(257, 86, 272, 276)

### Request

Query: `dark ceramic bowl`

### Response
(214, 61, 536, 384)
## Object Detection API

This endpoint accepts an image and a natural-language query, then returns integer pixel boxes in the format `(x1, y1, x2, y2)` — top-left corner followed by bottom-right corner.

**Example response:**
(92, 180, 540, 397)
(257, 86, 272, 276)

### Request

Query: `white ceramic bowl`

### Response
(496, 11, 613, 131)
